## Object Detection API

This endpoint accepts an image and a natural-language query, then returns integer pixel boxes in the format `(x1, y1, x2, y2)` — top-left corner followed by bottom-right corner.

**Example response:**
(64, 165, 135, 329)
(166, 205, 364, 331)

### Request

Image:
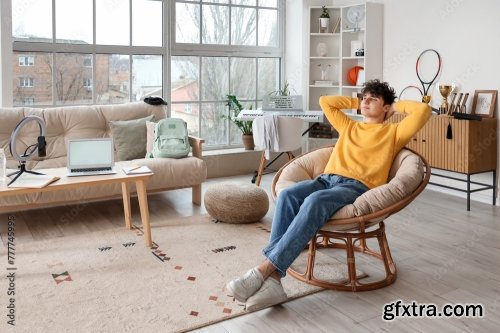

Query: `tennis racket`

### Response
(416, 49, 442, 102)
(398, 85, 423, 101)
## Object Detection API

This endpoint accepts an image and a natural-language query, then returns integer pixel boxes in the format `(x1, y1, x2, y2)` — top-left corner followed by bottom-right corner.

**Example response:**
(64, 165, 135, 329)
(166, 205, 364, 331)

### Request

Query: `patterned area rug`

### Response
(0, 215, 363, 332)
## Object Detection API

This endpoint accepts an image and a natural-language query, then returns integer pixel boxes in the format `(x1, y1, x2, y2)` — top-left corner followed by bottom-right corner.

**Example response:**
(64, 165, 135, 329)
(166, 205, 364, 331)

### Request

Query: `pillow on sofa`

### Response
(110, 115, 154, 161)
(146, 121, 156, 157)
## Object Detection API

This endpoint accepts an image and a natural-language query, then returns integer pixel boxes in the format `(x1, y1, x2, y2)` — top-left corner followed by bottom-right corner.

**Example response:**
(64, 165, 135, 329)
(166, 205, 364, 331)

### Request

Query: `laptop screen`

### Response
(68, 139, 114, 168)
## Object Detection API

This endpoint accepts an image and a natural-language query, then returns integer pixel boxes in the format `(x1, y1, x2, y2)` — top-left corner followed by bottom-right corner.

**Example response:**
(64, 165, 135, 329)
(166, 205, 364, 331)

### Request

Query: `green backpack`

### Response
(149, 118, 190, 158)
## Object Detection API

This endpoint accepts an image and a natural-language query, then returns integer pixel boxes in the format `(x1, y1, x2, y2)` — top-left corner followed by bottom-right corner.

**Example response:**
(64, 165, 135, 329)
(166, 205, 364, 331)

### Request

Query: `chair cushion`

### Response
(204, 182, 269, 223)
(275, 148, 424, 231)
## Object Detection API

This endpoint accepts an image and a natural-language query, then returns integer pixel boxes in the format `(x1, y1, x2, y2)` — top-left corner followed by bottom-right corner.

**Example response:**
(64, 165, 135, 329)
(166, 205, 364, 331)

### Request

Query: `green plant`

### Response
(320, 6, 330, 18)
(269, 81, 291, 96)
(223, 95, 253, 135)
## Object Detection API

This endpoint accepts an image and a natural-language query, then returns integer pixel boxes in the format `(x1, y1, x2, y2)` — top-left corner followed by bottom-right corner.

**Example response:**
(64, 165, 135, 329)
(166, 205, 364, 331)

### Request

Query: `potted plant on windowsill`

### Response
(224, 95, 254, 150)
(319, 6, 330, 33)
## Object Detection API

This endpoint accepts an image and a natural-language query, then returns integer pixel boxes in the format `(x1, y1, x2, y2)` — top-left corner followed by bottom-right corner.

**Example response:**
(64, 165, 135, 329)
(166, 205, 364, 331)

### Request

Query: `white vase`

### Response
(316, 42, 327, 57)
(319, 18, 329, 33)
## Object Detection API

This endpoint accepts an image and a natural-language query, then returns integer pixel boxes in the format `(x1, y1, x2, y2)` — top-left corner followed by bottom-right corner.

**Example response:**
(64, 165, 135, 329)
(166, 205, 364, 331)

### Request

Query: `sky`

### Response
(12, 0, 162, 46)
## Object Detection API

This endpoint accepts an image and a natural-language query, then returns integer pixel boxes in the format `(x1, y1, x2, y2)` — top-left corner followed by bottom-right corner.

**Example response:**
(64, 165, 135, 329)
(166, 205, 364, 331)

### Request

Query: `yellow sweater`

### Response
(319, 96, 431, 189)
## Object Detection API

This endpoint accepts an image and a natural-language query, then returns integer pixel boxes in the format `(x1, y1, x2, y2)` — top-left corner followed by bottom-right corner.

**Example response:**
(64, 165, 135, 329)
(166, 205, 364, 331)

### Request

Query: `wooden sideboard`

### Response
(390, 114, 497, 210)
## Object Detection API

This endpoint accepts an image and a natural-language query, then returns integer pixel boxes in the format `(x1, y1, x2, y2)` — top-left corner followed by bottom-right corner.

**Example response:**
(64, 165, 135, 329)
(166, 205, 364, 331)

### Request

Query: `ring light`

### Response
(7, 115, 47, 185)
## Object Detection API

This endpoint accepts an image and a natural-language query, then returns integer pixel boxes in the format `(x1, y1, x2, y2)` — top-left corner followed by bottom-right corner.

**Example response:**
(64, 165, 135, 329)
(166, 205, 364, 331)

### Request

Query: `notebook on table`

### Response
(67, 138, 117, 177)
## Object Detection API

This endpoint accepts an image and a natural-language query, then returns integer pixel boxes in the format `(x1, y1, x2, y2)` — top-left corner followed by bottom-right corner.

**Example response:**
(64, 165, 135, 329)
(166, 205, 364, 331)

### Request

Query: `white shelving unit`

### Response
(306, 2, 383, 150)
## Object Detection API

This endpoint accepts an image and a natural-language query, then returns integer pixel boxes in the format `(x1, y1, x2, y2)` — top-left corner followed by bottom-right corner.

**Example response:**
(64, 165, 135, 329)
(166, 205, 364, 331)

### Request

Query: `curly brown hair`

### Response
(361, 79, 396, 105)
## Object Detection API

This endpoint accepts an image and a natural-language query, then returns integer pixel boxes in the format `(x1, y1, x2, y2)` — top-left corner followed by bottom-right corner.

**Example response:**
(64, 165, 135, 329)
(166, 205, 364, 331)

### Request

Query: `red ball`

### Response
(347, 66, 364, 86)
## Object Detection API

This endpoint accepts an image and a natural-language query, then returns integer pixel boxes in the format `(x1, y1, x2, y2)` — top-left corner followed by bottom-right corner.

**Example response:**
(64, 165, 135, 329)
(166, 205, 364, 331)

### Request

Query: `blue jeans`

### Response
(263, 174, 369, 277)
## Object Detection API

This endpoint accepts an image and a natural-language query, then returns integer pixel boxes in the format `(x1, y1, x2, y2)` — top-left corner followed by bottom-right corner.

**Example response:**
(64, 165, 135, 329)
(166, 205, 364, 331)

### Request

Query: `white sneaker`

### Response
(245, 278, 288, 311)
(226, 268, 264, 303)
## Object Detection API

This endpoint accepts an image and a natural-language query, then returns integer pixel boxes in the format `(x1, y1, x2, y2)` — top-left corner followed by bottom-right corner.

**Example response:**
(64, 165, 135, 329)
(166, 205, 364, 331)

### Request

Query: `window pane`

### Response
(203, 0, 229, 3)
(171, 56, 200, 102)
(13, 52, 52, 106)
(233, 0, 256, 5)
(202, 5, 229, 45)
(55, 53, 93, 105)
(201, 103, 227, 146)
(55, 0, 92, 44)
(133, 0, 162, 46)
(258, 9, 278, 46)
(171, 103, 200, 137)
(231, 7, 256, 46)
(96, 0, 130, 45)
(259, 0, 277, 8)
(230, 58, 256, 100)
(12, 0, 52, 40)
(258, 58, 279, 99)
(176, 3, 200, 43)
(201, 57, 228, 101)
(132, 55, 163, 101)
(94, 55, 130, 104)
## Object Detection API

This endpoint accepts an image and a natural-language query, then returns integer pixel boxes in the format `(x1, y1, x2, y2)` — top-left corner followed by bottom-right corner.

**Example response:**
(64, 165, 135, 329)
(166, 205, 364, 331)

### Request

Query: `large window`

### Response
(8, 0, 284, 150)
(171, 0, 283, 148)
(11, 0, 164, 106)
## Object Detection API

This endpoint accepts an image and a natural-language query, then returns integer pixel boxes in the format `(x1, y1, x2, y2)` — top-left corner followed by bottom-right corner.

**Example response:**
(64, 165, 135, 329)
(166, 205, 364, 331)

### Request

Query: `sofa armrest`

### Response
(188, 135, 205, 158)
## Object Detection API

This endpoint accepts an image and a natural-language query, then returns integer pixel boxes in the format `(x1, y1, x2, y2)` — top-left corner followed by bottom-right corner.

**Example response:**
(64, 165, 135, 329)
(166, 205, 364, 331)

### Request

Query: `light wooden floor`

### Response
(1, 173, 499, 333)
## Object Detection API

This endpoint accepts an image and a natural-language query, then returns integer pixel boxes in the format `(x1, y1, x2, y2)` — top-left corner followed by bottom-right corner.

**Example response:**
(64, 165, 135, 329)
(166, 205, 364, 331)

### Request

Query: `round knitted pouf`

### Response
(204, 182, 269, 223)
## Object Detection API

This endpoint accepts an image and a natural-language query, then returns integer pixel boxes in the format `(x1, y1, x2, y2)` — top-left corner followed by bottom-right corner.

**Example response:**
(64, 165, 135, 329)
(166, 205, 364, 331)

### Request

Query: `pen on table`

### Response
(127, 165, 141, 172)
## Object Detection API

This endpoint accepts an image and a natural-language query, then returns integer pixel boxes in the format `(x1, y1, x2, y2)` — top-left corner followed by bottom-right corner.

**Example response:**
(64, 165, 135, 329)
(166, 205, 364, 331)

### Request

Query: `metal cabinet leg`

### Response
(467, 174, 470, 211)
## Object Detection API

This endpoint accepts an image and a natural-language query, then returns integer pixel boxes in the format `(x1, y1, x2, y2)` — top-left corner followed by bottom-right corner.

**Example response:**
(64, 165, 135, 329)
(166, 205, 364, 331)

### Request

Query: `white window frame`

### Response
(19, 55, 34, 66)
(2, 0, 285, 150)
(83, 77, 92, 89)
(19, 77, 34, 87)
(9, 0, 168, 106)
(169, 0, 285, 149)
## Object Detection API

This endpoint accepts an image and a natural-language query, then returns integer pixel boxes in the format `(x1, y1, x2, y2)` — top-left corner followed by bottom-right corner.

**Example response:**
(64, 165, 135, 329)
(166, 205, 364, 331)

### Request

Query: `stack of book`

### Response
(308, 123, 338, 139)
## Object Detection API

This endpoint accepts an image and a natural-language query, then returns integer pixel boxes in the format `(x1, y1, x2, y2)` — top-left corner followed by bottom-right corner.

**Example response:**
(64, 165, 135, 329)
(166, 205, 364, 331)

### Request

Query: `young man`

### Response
(226, 79, 431, 311)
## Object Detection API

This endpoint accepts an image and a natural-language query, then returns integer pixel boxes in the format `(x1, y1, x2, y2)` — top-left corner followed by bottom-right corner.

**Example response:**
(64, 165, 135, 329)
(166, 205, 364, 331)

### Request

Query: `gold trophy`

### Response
(437, 83, 455, 115)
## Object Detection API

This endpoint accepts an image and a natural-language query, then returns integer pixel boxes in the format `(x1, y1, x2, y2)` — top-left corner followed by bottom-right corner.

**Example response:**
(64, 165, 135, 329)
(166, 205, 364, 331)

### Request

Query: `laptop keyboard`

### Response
(71, 167, 112, 173)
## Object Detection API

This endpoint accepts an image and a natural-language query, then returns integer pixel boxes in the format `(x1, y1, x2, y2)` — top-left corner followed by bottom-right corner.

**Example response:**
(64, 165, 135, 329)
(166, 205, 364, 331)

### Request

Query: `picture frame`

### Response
(471, 90, 497, 118)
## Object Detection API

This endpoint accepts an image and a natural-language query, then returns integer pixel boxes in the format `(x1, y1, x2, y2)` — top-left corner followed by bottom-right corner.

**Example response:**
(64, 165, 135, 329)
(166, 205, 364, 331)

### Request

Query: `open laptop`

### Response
(67, 138, 117, 177)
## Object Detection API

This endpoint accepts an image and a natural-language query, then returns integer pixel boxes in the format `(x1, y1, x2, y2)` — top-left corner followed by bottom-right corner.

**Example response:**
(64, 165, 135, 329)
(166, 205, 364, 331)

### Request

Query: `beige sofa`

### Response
(0, 102, 207, 213)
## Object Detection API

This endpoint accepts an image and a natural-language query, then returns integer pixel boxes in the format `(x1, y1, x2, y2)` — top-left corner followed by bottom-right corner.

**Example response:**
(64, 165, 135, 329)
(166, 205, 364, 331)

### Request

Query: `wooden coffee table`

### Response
(0, 170, 154, 247)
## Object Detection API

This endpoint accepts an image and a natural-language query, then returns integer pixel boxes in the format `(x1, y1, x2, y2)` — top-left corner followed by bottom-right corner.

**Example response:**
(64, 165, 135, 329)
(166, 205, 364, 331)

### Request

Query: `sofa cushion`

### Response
(109, 115, 154, 161)
(146, 121, 156, 156)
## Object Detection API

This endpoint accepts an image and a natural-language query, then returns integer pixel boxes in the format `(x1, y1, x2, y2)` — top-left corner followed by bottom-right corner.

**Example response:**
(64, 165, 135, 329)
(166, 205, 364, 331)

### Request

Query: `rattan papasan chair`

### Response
(271, 146, 430, 291)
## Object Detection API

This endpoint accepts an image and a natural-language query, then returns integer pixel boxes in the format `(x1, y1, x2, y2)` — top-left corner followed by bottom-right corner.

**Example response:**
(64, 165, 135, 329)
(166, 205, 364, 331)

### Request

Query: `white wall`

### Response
(286, 0, 500, 205)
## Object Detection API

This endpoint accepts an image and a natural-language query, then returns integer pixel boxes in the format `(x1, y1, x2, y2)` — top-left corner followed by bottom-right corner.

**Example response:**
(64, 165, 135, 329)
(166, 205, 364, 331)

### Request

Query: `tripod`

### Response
(7, 161, 45, 186)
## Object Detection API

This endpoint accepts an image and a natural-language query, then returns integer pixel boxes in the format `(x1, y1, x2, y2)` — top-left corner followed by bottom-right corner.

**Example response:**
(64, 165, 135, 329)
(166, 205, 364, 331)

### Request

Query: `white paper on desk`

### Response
(8, 173, 60, 188)
(122, 166, 152, 175)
